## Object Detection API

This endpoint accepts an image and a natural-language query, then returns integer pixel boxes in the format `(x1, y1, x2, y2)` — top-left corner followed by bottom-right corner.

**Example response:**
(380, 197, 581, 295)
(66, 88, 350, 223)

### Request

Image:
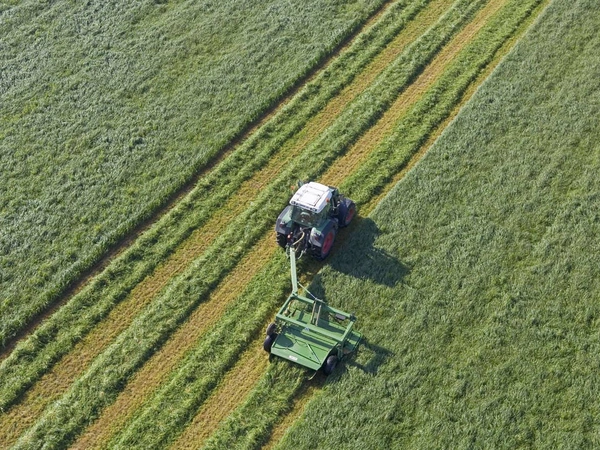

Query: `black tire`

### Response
(338, 200, 356, 227)
(266, 322, 277, 337)
(276, 232, 287, 249)
(323, 355, 338, 375)
(312, 228, 336, 260)
(263, 333, 277, 353)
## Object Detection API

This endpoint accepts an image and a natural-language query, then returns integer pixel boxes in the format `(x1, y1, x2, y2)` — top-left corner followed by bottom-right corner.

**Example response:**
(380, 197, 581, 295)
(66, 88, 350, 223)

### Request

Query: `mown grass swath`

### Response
(0, 0, 387, 345)
(107, 255, 292, 449)
(9, 1, 489, 446)
(0, 0, 431, 411)
(203, 365, 307, 450)
(188, 0, 548, 446)
(278, 0, 600, 448)
(0, 0, 464, 414)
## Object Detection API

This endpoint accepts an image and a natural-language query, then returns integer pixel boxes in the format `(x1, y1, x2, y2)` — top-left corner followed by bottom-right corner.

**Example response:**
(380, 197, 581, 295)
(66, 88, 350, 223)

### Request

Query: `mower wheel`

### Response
(276, 233, 287, 249)
(266, 322, 277, 336)
(263, 333, 278, 353)
(323, 355, 338, 375)
(313, 228, 336, 260)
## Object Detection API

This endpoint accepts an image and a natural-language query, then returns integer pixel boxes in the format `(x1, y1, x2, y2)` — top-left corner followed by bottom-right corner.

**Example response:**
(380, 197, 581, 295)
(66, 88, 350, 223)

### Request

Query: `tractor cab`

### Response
(289, 182, 332, 228)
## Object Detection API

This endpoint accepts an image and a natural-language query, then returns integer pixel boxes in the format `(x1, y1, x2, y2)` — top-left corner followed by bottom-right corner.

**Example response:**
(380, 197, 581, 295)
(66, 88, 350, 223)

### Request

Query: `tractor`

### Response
(274, 181, 356, 259)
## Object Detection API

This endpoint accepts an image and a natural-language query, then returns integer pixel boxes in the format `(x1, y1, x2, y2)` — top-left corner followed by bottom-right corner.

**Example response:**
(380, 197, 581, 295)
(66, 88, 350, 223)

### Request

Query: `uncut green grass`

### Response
(277, 0, 600, 448)
(0, 0, 431, 412)
(0, 0, 385, 345)
(8, 1, 487, 446)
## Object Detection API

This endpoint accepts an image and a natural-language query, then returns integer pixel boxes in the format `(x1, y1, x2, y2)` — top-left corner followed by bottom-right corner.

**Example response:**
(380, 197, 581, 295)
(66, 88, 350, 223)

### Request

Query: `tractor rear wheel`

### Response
(263, 333, 278, 353)
(313, 228, 336, 260)
(276, 232, 287, 249)
(323, 355, 338, 375)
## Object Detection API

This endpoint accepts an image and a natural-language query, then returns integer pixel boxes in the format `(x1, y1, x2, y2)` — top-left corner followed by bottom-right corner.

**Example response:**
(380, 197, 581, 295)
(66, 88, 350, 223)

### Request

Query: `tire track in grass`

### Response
(113, 2, 504, 447)
(68, 239, 277, 450)
(0, 0, 444, 441)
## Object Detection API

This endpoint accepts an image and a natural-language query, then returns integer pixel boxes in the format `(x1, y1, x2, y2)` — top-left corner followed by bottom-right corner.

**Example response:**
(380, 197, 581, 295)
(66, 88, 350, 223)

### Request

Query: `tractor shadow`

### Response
(304, 216, 409, 289)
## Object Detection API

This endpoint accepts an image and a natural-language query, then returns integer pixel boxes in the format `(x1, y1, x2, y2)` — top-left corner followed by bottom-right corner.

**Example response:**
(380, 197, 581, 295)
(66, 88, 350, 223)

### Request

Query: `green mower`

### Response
(263, 246, 362, 375)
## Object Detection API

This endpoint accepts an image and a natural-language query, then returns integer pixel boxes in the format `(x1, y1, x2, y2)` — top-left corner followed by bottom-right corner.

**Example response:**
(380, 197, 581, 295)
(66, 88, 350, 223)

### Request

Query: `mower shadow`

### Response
(304, 216, 409, 289)
(344, 337, 392, 376)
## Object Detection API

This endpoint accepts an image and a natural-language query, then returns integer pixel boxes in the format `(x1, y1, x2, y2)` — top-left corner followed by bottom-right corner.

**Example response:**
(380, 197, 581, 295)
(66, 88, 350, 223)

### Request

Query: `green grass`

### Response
(8, 1, 490, 445)
(0, 0, 432, 413)
(276, 0, 600, 448)
(0, 0, 386, 345)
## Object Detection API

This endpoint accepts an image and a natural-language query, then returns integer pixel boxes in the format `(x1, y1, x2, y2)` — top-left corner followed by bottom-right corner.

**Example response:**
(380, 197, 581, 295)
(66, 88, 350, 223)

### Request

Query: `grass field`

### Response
(2, 0, 593, 447)
(0, 0, 385, 345)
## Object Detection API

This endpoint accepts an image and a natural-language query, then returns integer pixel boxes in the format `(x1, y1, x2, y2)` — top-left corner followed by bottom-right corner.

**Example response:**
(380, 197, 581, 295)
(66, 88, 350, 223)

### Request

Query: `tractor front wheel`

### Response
(263, 333, 278, 353)
(323, 355, 338, 375)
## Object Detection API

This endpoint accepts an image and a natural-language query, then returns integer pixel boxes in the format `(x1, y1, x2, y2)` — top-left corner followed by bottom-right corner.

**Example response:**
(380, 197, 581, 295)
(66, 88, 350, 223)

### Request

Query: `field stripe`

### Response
(197, 0, 550, 448)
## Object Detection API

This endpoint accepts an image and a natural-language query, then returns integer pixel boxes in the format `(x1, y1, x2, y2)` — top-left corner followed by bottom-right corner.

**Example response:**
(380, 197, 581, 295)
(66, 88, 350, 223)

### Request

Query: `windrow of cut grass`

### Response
(8, 1, 490, 446)
(0, 0, 430, 410)
(0, 0, 388, 346)
(68, 240, 278, 450)
(196, 0, 549, 447)
(278, 1, 600, 447)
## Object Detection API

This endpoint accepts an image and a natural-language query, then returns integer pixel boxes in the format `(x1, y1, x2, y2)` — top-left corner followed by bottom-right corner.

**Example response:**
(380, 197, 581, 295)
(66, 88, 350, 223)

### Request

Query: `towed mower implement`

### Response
(264, 247, 361, 375)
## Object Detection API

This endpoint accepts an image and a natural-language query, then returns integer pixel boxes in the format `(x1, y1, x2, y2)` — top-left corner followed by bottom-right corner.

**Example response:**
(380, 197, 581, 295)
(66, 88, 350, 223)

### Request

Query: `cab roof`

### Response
(289, 182, 332, 213)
